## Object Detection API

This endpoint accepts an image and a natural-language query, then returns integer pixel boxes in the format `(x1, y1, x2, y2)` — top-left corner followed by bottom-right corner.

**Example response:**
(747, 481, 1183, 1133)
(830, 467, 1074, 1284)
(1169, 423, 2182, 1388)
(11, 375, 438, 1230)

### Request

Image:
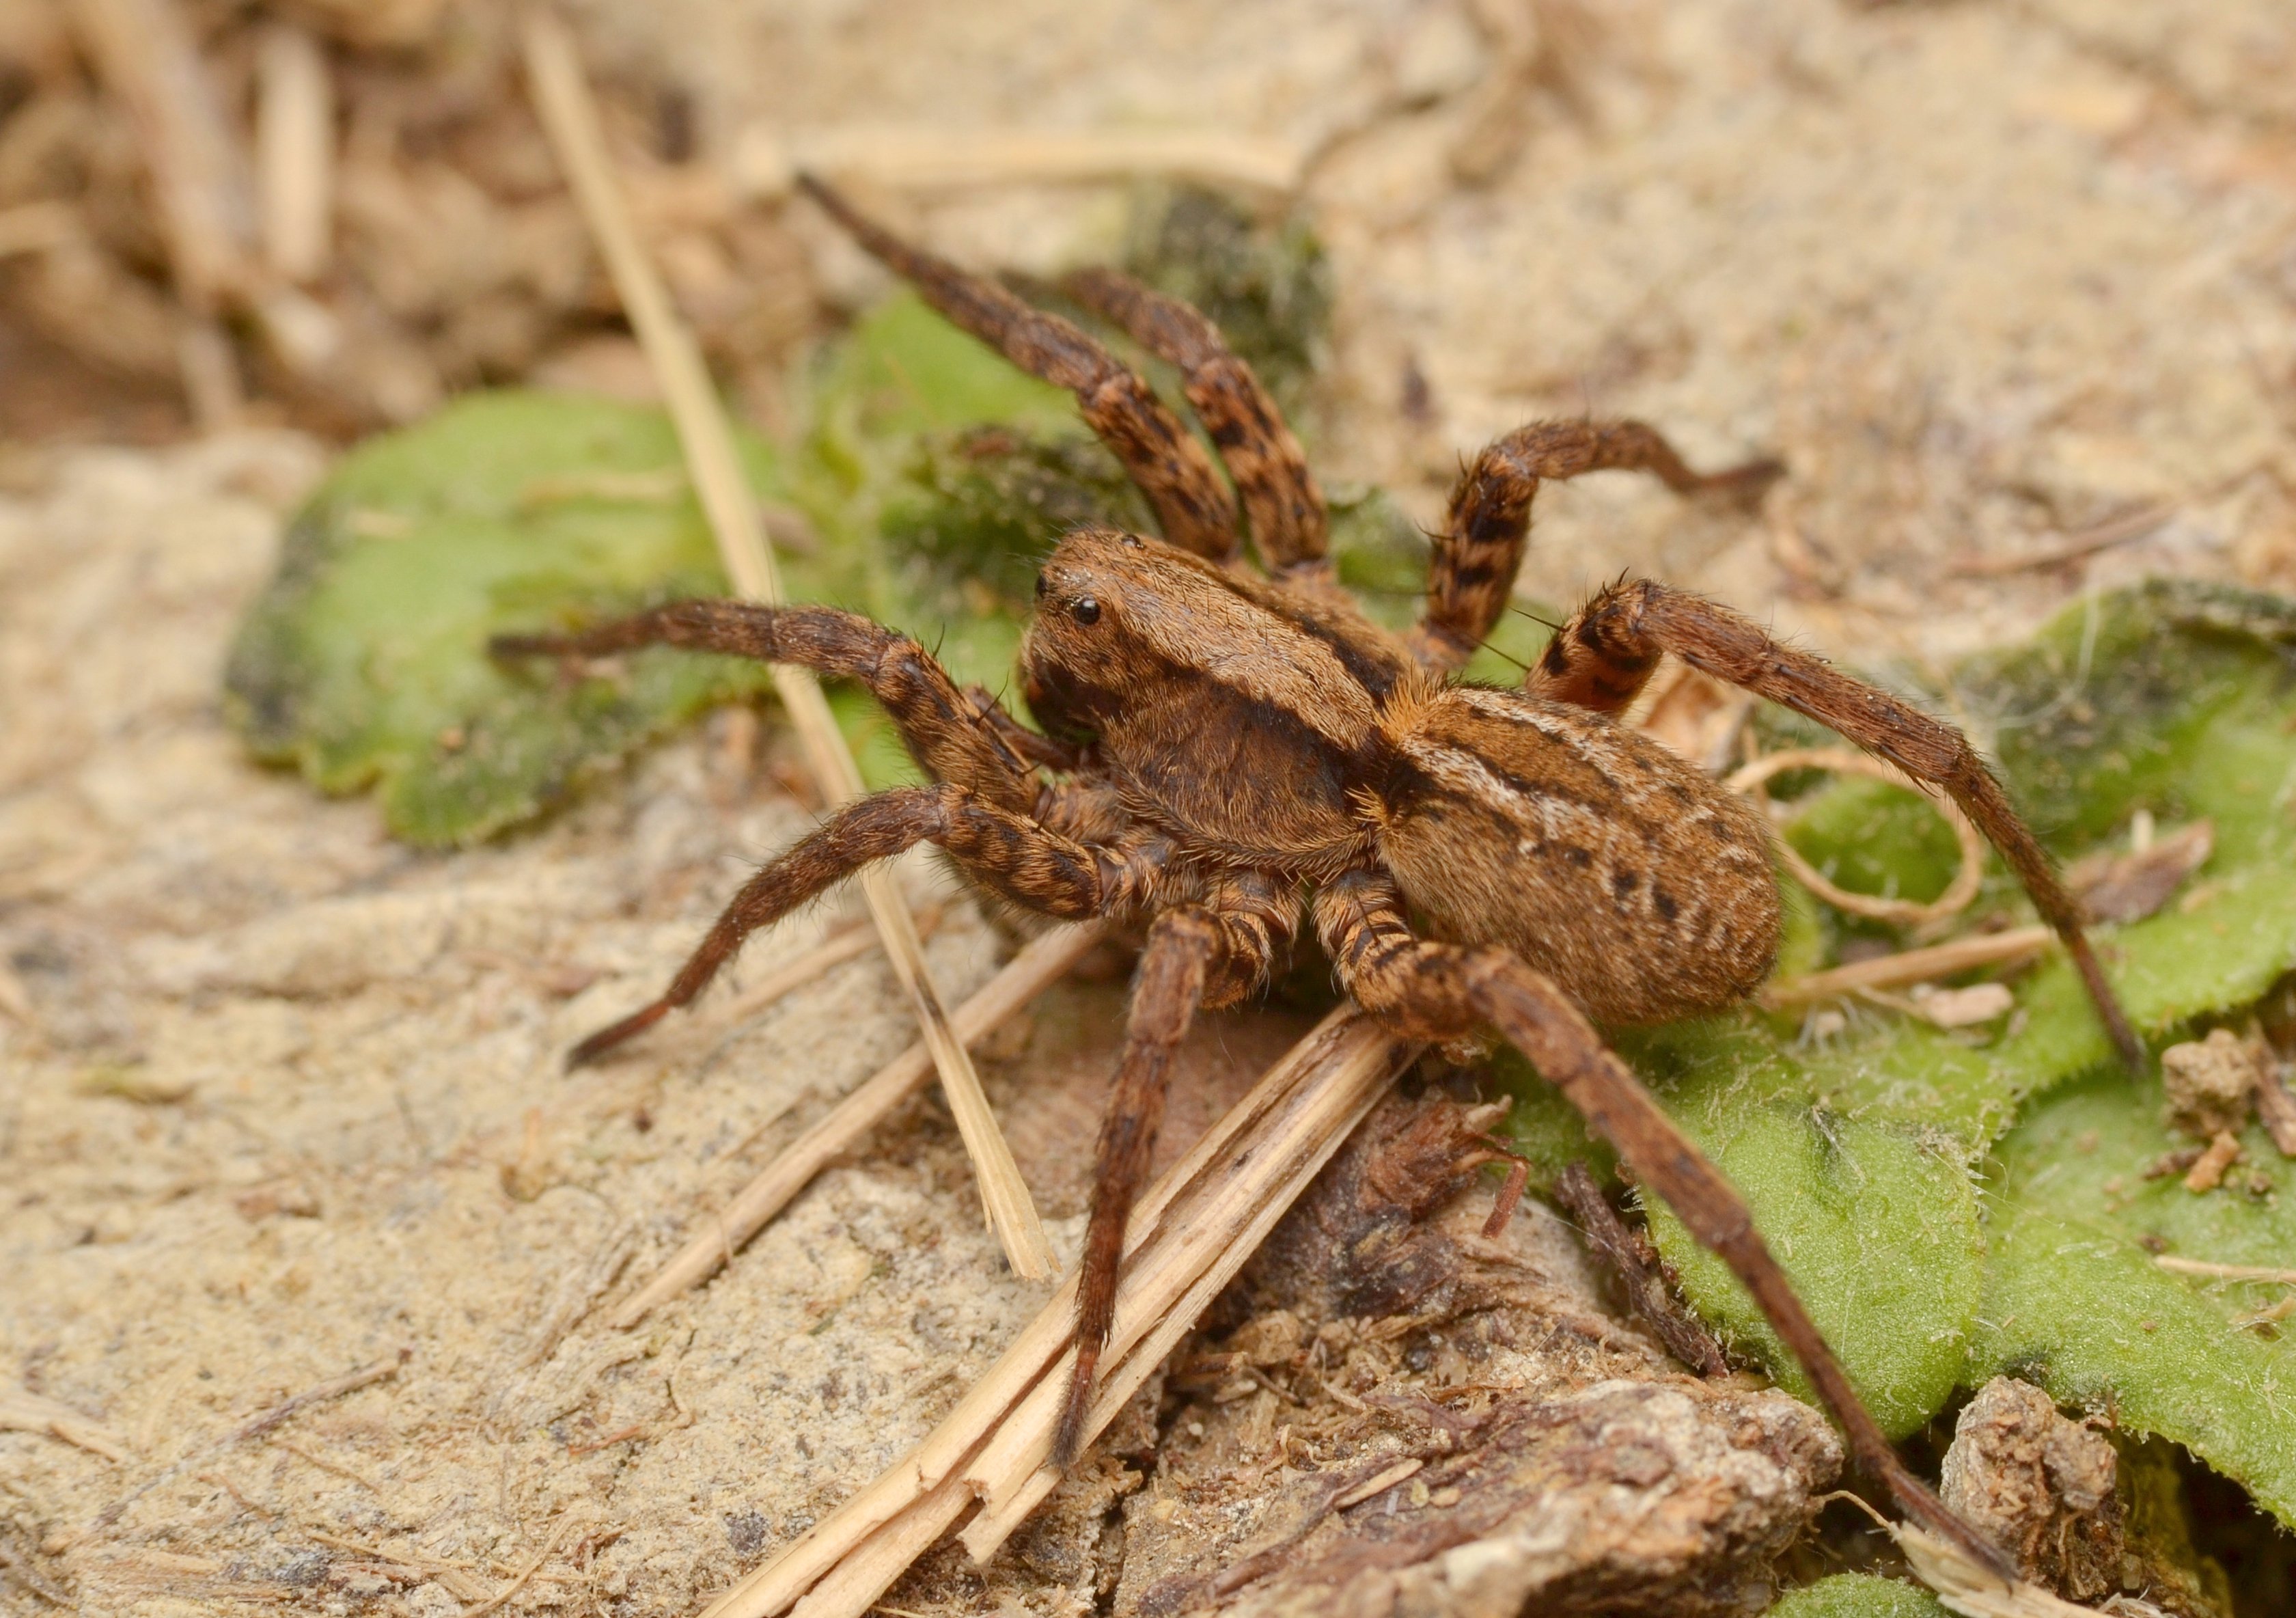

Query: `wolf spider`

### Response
(493, 176, 2138, 1565)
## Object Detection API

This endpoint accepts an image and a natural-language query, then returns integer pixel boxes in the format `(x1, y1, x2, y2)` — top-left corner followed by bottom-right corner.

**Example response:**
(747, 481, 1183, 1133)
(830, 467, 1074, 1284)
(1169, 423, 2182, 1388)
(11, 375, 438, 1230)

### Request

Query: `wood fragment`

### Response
(2182, 1130, 2242, 1193)
(700, 1010, 1418, 1618)
(1728, 747, 1984, 928)
(610, 923, 1103, 1329)
(463, 1511, 592, 1618)
(2066, 819, 2212, 925)
(519, 6, 1053, 1279)
(1552, 1163, 1728, 1376)
(1758, 926, 2052, 1009)
(1328, 1457, 1424, 1511)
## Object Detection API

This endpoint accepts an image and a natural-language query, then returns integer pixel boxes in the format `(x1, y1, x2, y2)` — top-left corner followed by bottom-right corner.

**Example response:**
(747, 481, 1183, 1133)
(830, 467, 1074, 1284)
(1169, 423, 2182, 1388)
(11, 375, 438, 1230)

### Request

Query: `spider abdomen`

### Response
(1372, 685, 1780, 1026)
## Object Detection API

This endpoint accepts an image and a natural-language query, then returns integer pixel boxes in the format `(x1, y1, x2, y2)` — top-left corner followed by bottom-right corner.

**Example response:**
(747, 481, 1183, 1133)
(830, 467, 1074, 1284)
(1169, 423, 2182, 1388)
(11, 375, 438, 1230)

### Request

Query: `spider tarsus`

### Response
(1051, 1349, 1097, 1468)
(566, 1003, 668, 1069)
(2068, 934, 2146, 1071)
(1696, 454, 1787, 510)
(1881, 1462, 2019, 1586)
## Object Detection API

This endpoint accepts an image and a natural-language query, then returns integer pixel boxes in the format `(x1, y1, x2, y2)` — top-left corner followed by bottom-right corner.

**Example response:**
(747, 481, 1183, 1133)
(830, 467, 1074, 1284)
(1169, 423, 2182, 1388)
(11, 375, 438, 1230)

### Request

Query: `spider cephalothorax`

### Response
(493, 176, 2138, 1566)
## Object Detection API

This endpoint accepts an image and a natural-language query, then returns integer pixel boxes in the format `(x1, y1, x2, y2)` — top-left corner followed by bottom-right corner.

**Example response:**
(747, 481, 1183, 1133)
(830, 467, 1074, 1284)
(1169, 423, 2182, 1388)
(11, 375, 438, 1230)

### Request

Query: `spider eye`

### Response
(1070, 596, 1101, 626)
(1034, 571, 1049, 599)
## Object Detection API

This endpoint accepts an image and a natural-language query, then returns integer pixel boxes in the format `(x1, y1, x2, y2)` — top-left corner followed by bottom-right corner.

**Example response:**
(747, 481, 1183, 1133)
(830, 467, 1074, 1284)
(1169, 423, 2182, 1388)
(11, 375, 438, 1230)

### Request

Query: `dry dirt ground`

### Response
(8, 1, 2296, 1615)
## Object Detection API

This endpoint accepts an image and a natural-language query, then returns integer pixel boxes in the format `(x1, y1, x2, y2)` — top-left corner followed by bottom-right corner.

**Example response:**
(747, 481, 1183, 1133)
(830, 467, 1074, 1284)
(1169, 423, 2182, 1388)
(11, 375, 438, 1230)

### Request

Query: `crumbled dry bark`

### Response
(2159, 1030, 2263, 1143)
(1940, 1376, 2125, 1604)
(1097, 1095, 1840, 1618)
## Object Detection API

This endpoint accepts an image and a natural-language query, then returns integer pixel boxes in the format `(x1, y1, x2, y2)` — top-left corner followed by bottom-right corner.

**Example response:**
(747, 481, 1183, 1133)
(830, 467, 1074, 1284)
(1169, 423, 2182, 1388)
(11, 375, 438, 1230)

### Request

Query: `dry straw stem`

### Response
(1728, 746, 1984, 929)
(1897, 1523, 2160, 1618)
(519, 5, 1054, 1279)
(2153, 1256, 2296, 1286)
(611, 922, 1107, 1330)
(701, 1009, 1420, 1618)
(255, 23, 333, 284)
(731, 125, 1305, 202)
(1759, 925, 2053, 1009)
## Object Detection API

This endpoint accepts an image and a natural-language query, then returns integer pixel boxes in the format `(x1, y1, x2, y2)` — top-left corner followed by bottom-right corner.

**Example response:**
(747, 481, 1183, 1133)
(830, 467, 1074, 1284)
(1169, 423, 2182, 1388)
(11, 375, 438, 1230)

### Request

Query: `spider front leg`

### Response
(1057, 882, 1293, 1465)
(492, 599, 1041, 813)
(797, 175, 1240, 563)
(555, 782, 1116, 1066)
(1409, 420, 1783, 674)
(1063, 266, 1329, 577)
(1527, 578, 2141, 1067)
(1312, 873, 2015, 1579)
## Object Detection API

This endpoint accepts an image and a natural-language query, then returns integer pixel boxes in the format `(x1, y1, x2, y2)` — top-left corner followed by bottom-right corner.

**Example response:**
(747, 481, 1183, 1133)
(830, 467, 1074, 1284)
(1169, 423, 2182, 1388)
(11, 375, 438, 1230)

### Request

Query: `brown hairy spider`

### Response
(493, 176, 2138, 1564)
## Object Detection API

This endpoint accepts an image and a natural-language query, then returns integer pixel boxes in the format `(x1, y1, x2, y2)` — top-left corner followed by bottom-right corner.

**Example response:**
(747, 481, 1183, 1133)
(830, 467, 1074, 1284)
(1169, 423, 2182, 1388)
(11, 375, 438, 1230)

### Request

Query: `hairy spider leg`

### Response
(1527, 578, 2141, 1069)
(493, 600, 1043, 813)
(796, 175, 1239, 562)
(549, 783, 1118, 1066)
(1063, 266, 1329, 577)
(1311, 872, 2017, 1582)
(1409, 420, 1783, 674)
(1056, 892, 1295, 1464)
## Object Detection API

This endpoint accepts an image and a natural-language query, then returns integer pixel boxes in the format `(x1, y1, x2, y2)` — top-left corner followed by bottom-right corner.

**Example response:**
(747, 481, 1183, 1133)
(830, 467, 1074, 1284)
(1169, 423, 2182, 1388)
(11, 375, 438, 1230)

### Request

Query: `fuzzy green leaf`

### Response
(1768, 1574, 1945, 1618)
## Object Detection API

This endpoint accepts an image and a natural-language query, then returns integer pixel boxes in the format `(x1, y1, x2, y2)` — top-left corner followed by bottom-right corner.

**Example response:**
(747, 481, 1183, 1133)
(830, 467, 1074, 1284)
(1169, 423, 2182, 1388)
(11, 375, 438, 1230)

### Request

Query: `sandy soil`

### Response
(7, 1, 2296, 1615)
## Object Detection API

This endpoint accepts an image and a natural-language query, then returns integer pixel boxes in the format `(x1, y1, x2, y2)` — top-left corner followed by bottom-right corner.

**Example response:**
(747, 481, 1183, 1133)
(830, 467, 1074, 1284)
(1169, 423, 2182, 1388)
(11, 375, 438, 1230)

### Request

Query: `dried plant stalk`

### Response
(2153, 1256, 2296, 1286)
(1759, 925, 2053, 1009)
(703, 1010, 1419, 1618)
(732, 125, 1305, 201)
(1728, 746, 1984, 929)
(519, 5, 1054, 1279)
(611, 922, 1105, 1330)
(255, 23, 334, 284)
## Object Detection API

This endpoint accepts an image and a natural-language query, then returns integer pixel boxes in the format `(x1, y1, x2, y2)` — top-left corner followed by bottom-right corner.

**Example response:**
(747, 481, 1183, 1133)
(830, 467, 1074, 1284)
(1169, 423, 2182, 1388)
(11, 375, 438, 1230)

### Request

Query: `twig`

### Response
(463, 1511, 591, 1618)
(731, 126, 1306, 201)
(2153, 1256, 2296, 1286)
(699, 1010, 1420, 1618)
(1949, 504, 2172, 578)
(0, 1385, 133, 1462)
(1758, 926, 2053, 1009)
(1551, 1164, 1728, 1377)
(1727, 747, 1984, 929)
(611, 923, 1104, 1328)
(255, 24, 333, 284)
(95, 1350, 407, 1528)
(519, 6, 1053, 1280)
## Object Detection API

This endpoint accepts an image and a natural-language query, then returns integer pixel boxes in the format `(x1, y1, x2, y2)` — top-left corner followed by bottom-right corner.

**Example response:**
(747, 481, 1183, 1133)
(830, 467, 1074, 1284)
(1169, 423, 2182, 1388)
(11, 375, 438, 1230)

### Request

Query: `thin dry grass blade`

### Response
(611, 923, 1104, 1330)
(518, 5, 1053, 1279)
(732, 125, 1305, 200)
(700, 1009, 1418, 1618)
(1759, 925, 2053, 1009)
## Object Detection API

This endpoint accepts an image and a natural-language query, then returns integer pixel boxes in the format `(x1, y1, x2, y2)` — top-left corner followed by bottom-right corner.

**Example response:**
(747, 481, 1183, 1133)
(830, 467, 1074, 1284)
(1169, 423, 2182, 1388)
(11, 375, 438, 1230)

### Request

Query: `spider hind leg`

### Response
(1527, 577, 2140, 1067)
(1312, 871, 2017, 1580)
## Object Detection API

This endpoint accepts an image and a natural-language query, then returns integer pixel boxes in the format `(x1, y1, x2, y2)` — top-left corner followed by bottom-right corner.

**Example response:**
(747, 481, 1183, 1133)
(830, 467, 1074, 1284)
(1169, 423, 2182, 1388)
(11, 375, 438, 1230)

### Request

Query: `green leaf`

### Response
(1973, 1066, 2296, 1526)
(1768, 1574, 1946, 1618)
(224, 392, 797, 846)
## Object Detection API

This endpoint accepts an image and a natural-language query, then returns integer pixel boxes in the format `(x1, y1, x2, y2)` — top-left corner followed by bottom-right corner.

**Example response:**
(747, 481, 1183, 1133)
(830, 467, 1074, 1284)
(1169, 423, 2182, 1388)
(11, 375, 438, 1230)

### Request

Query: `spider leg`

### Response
(1057, 879, 1295, 1464)
(798, 176, 1239, 562)
(1311, 873, 2014, 1579)
(565, 782, 1119, 1067)
(1526, 578, 2140, 1069)
(1409, 420, 1782, 673)
(1063, 266, 1328, 577)
(493, 600, 1040, 813)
